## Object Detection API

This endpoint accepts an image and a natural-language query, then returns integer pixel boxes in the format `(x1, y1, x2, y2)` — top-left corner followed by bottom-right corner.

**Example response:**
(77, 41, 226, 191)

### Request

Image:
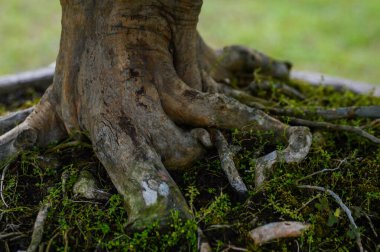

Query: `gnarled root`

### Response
(91, 117, 193, 229)
(156, 70, 312, 188)
(0, 107, 33, 135)
(0, 87, 66, 161)
(255, 127, 312, 187)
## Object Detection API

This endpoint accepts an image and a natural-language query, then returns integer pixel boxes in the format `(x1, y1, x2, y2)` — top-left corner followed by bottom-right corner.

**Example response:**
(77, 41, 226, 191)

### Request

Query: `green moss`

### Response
(1, 83, 380, 251)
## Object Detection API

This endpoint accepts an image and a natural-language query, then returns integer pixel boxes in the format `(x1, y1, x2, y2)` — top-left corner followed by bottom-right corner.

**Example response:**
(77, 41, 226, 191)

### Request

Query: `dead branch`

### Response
(285, 117, 380, 144)
(248, 221, 310, 246)
(0, 66, 54, 95)
(211, 129, 248, 197)
(0, 107, 34, 135)
(291, 70, 380, 97)
(268, 106, 380, 120)
(27, 201, 51, 252)
(298, 185, 363, 252)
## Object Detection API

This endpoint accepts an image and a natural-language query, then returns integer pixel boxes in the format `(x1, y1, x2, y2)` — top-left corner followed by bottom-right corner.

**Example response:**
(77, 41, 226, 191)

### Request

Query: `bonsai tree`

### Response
(1, 1, 379, 250)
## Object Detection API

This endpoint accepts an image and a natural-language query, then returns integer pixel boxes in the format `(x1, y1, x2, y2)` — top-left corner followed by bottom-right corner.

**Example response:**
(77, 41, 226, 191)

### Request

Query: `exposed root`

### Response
(197, 228, 212, 252)
(26, 201, 51, 252)
(0, 163, 10, 208)
(248, 221, 310, 246)
(211, 129, 248, 198)
(298, 185, 363, 252)
(286, 117, 380, 144)
(0, 66, 54, 95)
(0, 123, 37, 161)
(91, 118, 192, 229)
(291, 70, 380, 97)
(207, 45, 292, 86)
(268, 106, 380, 120)
(0, 87, 66, 162)
(0, 107, 34, 135)
(255, 126, 312, 187)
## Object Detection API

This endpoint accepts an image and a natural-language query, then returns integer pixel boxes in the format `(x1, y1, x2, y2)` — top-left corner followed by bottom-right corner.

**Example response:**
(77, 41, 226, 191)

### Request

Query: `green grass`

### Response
(0, 0, 380, 83)
(199, 0, 380, 84)
(0, 1, 379, 84)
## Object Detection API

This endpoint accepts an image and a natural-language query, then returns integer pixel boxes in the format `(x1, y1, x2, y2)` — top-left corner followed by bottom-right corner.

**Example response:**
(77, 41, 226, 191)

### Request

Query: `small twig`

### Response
(286, 117, 380, 144)
(45, 231, 60, 252)
(295, 194, 321, 213)
(0, 231, 24, 239)
(205, 224, 232, 231)
(363, 213, 378, 238)
(296, 159, 347, 183)
(70, 200, 101, 204)
(211, 129, 248, 198)
(0, 164, 10, 208)
(27, 202, 51, 252)
(298, 185, 363, 252)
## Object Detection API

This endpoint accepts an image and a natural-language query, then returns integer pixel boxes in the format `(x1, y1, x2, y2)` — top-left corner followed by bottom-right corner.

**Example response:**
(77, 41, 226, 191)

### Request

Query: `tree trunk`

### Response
(0, 0, 312, 229)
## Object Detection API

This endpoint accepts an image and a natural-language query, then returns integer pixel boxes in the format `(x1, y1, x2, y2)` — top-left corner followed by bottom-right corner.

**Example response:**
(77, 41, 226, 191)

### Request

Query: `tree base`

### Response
(2, 1, 378, 242)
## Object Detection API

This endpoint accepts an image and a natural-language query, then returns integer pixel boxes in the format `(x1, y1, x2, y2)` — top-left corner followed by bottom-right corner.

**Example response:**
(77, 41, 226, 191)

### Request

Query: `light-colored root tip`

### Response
(198, 228, 212, 252)
(255, 126, 312, 187)
(26, 202, 51, 252)
(249, 221, 310, 246)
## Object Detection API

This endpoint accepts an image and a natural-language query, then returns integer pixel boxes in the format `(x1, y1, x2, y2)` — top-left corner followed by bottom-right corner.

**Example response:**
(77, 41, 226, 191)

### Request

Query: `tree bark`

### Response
(0, 0, 312, 228)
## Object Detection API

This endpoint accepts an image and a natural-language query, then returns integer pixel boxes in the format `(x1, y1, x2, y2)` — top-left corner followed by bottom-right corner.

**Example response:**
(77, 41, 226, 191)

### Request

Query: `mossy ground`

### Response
(0, 81, 379, 251)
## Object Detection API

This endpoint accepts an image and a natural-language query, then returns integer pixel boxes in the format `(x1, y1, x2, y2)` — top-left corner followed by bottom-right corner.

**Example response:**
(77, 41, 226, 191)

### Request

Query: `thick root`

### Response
(211, 129, 248, 197)
(0, 107, 33, 135)
(156, 70, 312, 186)
(197, 34, 292, 86)
(90, 116, 192, 229)
(0, 87, 66, 162)
(0, 123, 38, 161)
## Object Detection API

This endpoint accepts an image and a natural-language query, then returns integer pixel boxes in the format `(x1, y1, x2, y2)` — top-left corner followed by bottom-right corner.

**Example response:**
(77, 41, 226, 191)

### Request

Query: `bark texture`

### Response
(0, 0, 312, 228)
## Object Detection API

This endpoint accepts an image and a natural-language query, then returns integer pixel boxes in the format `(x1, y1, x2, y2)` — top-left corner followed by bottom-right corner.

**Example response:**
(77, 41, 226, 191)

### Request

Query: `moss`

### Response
(1, 83, 379, 251)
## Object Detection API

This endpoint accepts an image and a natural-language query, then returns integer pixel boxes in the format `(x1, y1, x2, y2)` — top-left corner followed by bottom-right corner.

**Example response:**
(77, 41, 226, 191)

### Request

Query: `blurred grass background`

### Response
(0, 0, 379, 84)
